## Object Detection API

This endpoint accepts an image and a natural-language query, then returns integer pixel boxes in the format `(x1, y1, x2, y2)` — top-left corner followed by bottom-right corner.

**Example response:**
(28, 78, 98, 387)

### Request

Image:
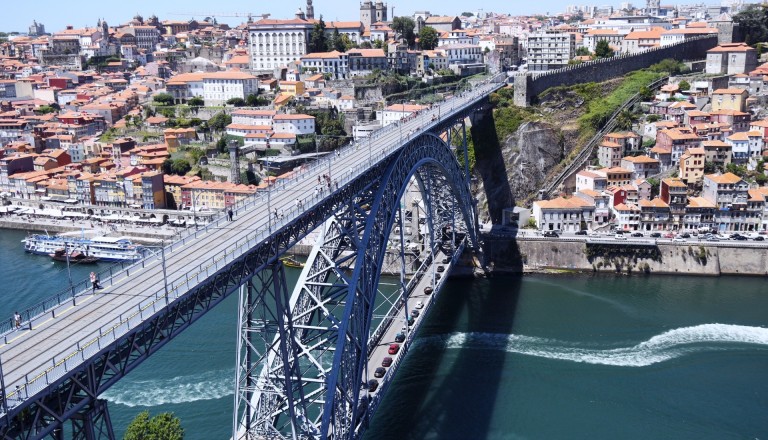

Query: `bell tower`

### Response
(306, 0, 315, 20)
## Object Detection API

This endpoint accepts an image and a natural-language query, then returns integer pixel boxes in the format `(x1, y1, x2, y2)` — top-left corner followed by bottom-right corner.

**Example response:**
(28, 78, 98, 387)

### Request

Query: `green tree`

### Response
(461, 12, 474, 17)
(678, 80, 690, 91)
(594, 39, 614, 58)
(309, 17, 327, 53)
(704, 161, 717, 174)
(575, 46, 591, 56)
(650, 58, 689, 75)
(124, 411, 183, 440)
(153, 93, 175, 106)
(329, 28, 344, 52)
(246, 94, 270, 107)
(226, 97, 246, 107)
(171, 159, 192, 175)
(726, 162, 747, 177)
(419, 26, 438, 50)
(615, 108, 636, 130)
(188, 96, 204, 107)
(161, 158, 173, 175)
(390, 16, 416, 47)
(639, 86, 655, 101)
(647, 177, 660, 198)
(37, 105, 59, 114)
(208, 112, 232, 132)
(733, 4, 768, 45)
(359, 41, 373, 49)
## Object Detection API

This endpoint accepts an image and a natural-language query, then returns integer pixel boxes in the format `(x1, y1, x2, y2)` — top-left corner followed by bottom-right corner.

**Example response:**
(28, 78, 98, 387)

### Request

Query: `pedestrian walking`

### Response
(14, 311, 21, 330)
(228, 209, 234, 221)
(274, 208, 278, 219)
(314, 188, 319, 198)
(90, 271, 101, 292)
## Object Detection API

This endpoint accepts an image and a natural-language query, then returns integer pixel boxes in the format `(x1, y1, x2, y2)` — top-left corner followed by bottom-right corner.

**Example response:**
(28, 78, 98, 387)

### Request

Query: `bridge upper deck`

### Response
(0, 75, 504, 414)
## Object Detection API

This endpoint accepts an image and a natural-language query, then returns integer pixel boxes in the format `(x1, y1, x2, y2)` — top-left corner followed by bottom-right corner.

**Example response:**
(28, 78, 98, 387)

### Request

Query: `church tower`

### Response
(306, 0, 315, 20)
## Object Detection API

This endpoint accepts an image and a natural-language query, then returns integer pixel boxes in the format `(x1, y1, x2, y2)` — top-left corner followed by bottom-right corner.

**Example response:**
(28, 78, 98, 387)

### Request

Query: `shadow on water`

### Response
(365, 103, 522, 439)
(365, 244, 525, 440)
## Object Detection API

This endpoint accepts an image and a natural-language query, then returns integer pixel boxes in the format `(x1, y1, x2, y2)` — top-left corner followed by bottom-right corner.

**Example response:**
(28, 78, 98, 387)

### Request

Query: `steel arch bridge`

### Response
(0, 75, 504, 440)
(233, 132, 478, 439)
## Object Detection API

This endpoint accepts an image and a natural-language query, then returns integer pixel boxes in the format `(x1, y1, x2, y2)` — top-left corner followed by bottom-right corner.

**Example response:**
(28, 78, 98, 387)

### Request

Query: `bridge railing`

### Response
(0, 246, 162, 343)
(1, 75, 507, 407)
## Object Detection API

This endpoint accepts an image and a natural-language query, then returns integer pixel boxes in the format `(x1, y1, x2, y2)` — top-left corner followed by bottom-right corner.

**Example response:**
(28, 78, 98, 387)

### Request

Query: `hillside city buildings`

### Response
(0, 1, 766, 231)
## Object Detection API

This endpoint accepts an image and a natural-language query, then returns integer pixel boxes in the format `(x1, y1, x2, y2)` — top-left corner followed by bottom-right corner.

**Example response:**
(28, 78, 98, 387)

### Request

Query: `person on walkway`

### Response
(228, 209, 234, 221)
(90, 272, 101, 292)
(14, 311, 21, 330)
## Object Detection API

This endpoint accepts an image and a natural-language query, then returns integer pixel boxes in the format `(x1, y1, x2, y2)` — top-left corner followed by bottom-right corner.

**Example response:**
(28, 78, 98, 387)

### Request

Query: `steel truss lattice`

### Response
(234, 132, 478, 440)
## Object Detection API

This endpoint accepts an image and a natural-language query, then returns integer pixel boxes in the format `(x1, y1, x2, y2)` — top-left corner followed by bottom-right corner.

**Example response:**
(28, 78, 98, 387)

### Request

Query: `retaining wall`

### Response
(483, 236, 768, 276)
(513, 35, 719, 107)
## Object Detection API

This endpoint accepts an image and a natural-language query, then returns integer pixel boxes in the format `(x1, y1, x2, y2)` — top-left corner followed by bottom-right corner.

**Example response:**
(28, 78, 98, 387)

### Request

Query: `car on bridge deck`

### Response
(382, 357, 393, 367)
(374, 367, 386, 378)
(415, 301, 424, 309)
(410, 310, 420, 318)
(395, 332, 405, 343)
(388, 344, 400, 355)
(367, 379, 379, 392)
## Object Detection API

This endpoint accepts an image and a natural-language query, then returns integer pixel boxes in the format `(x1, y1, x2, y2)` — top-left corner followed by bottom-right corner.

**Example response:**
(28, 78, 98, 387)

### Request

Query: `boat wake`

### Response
(102, 369, 233, 407)
(416, 324, 768, 367)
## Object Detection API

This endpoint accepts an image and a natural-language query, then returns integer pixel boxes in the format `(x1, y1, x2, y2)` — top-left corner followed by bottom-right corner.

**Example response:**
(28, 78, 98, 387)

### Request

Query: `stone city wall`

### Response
(513, 35, 719, 107)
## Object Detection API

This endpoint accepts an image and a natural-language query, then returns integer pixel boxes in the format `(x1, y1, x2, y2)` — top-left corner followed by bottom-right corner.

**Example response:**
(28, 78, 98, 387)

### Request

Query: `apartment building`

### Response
(526, 31, 575, 71)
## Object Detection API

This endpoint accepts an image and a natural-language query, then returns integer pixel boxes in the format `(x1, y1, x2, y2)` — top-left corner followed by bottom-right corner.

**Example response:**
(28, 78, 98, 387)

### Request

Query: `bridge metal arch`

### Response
(319, 131, 477, 438)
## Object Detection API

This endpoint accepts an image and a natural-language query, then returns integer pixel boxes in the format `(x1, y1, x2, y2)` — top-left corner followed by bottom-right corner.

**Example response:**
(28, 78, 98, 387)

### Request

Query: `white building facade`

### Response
(248, 17, 313, 72)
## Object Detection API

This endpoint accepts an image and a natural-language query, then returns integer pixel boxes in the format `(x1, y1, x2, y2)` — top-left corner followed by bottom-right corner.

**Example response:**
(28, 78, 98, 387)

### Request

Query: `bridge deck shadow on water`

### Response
(364, 103, 520, 439)
(365, 247, 524, 439)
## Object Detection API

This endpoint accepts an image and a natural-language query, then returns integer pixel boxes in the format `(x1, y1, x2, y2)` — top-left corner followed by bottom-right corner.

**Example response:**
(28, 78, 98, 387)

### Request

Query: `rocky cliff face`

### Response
(473, 118, 564, 223)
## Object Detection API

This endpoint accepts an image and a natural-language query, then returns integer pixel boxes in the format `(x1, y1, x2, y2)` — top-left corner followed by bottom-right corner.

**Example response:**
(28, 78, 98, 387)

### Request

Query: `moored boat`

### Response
(50, 248, 100, 264)
(23, 234, 144, 262)
(280, 256, 304, 269)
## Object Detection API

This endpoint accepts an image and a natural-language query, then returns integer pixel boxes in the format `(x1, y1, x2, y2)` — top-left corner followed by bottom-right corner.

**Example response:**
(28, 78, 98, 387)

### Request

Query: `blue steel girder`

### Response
(319, 132, 477, 439)
(240, 132, 476, 440)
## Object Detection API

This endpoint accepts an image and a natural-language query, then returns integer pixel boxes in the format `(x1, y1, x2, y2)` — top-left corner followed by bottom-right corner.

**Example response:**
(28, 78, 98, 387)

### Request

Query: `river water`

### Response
(1, 229, 767, 439)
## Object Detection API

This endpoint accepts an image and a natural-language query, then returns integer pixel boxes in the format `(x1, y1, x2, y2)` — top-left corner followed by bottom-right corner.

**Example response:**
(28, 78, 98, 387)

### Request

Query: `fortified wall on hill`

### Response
(513, 34, 719, 107)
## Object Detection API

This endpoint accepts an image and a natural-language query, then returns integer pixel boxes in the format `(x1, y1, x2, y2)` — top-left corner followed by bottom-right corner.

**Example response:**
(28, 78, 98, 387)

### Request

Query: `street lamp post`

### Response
(191, 188, 197, 230)
(0, 355, 8, 414)
(160, 240, 169, 305)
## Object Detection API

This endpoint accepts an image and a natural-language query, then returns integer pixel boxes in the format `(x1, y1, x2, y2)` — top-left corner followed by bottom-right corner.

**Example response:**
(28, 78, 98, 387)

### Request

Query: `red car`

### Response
(388, 343, 400, 355)
(381, 357, 393, 367)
